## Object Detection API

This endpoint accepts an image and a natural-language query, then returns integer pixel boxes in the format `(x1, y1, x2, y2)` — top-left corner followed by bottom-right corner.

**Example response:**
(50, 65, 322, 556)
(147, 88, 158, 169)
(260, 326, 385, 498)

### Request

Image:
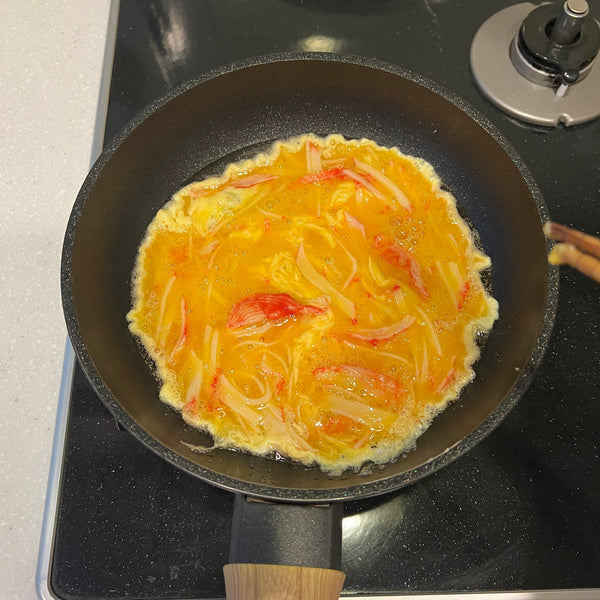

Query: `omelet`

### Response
(127, 134, 498, 475)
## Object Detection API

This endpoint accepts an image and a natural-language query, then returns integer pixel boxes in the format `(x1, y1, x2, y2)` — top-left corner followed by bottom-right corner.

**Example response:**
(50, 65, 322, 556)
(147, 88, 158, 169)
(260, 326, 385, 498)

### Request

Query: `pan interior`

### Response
(64, 56, 553, 501)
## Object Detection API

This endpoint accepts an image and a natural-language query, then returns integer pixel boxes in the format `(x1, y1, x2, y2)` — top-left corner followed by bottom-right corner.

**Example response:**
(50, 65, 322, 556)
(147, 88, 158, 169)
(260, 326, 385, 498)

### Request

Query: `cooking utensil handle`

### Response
(224, 495, 345, 598)
(228, 494, 343, 568)
(223, 563, 345, 600)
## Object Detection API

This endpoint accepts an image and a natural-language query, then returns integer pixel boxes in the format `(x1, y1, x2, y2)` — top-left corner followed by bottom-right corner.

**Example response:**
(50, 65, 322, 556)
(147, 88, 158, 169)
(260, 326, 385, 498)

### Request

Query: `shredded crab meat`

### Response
(156, 275, 176, 342)
(230, 173, 278, 188)
(306, 140, 323, 173)
(314, 364, 404, 398)
(227, 293, 325, 329)
(343, 211, 367, 241)
(374, 234, 429, 300)
(434, 355, 457, 395)
(341, 167, 389, 204)
(168, 297, 188, 362)
(341, 338, 413, 369)
(412, 305, 442, 356)
(349, 315, 416, 342)
(353, 158, 412, 211)
(436, 260, 459, 307)
(327, 230, 358, 290)
(184, 370, 203, 410)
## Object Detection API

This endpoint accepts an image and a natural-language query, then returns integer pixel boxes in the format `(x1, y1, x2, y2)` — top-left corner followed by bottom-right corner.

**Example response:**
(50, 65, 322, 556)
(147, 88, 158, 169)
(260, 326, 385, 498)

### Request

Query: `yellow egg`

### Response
(127, 134, 498, 475)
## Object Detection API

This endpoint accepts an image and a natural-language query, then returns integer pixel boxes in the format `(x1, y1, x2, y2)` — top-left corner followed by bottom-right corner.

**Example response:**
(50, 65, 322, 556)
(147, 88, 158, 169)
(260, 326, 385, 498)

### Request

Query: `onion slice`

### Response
(323, 390, 391, 424)
(296, 243, 356, 319)
(218, 373, 264, 423)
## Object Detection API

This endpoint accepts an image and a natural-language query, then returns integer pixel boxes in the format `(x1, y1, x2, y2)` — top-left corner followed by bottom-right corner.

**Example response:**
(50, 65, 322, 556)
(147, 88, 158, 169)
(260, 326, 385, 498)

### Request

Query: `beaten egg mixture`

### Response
(127, 134, 498, 474)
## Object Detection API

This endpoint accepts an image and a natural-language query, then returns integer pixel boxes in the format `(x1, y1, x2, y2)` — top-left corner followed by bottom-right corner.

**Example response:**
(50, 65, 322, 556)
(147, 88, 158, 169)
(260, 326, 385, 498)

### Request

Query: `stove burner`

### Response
(515, 0, 599, 87)
(470, 1, 600, 126)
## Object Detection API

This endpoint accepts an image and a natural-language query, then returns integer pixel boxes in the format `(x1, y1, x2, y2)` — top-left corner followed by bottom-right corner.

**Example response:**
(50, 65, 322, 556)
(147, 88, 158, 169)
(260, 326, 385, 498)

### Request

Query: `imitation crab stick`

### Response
(353, 158, 412, 211)
(314, 364, 403, 398)
(341, 168, 388, 203)
(306, 140, 323, 173)
(373, 234, 430, 299)
(349, 315, 416, 344)
(226, 293, 325, 329)
(297, 166, 347, 185)
(230, 173, 278, 188)
(168, 297, 188, 362)
(343, 211, 367, 240)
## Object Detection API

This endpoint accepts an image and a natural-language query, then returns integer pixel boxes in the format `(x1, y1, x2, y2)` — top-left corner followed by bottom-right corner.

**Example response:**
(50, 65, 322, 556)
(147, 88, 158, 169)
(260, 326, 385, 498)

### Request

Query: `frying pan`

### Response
(62, 53, 557, 598)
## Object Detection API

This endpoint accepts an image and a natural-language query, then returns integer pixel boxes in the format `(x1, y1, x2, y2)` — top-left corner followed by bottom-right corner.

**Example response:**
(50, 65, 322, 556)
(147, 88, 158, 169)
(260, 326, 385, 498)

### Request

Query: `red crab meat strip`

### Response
(227, 293, 325, 329)
(353, 158, 412, 211)
(297, 167, 348, 185)
(314, 364, 403, 398)
(306, 140, 322, 173)
(349, 315, 416, 342)
(230, 173, 278, 188)
(168, 297, 188, 362)
(373, 234, 430, 299)
(343, 211, 367, 240)
(434, 356, 457, 394)
(457, 281, 471, 310)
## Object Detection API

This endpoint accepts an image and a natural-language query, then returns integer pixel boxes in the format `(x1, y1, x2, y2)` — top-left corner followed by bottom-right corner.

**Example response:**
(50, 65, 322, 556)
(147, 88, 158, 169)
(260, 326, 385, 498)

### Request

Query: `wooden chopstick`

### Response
(544, 221, 600, 283)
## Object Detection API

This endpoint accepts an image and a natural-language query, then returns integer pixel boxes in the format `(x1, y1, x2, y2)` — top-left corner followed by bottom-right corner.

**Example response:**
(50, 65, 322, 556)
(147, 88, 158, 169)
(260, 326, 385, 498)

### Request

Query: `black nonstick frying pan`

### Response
(62, 53, 557, 598)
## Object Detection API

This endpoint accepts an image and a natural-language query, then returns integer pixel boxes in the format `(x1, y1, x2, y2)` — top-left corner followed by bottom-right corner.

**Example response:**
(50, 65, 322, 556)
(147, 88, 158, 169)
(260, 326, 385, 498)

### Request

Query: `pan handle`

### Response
(223, 563, 345, 600)
(224, 494, 345, 599)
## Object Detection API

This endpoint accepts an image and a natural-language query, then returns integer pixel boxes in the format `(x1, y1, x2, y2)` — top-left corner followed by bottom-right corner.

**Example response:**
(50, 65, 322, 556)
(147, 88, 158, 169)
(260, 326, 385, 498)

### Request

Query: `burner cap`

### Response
(517, 1, 600, 85)
(470, 2, 600, 126)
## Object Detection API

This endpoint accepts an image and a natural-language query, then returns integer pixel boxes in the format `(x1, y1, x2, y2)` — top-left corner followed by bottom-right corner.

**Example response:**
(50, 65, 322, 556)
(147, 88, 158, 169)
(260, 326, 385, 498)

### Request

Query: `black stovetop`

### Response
(46, 1, 600, 598)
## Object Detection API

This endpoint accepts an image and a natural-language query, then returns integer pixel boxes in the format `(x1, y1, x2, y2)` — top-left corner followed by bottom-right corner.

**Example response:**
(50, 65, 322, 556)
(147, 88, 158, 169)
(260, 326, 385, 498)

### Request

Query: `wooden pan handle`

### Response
(223, 563, 345, 600)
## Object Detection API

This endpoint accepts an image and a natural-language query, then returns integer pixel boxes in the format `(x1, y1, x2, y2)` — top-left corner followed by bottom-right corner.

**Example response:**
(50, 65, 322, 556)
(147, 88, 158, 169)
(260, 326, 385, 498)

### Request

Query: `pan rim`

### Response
(61, 52, 559, 502)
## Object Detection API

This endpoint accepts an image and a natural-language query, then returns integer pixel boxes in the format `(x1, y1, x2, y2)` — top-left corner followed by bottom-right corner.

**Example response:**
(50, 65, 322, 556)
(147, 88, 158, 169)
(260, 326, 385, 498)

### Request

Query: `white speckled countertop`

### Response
(0, 2, 110, 597)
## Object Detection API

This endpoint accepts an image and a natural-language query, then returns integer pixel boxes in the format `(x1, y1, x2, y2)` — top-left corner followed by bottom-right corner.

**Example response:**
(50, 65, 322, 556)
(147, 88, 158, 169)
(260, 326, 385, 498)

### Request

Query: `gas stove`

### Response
(37, 1, 600, 598)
